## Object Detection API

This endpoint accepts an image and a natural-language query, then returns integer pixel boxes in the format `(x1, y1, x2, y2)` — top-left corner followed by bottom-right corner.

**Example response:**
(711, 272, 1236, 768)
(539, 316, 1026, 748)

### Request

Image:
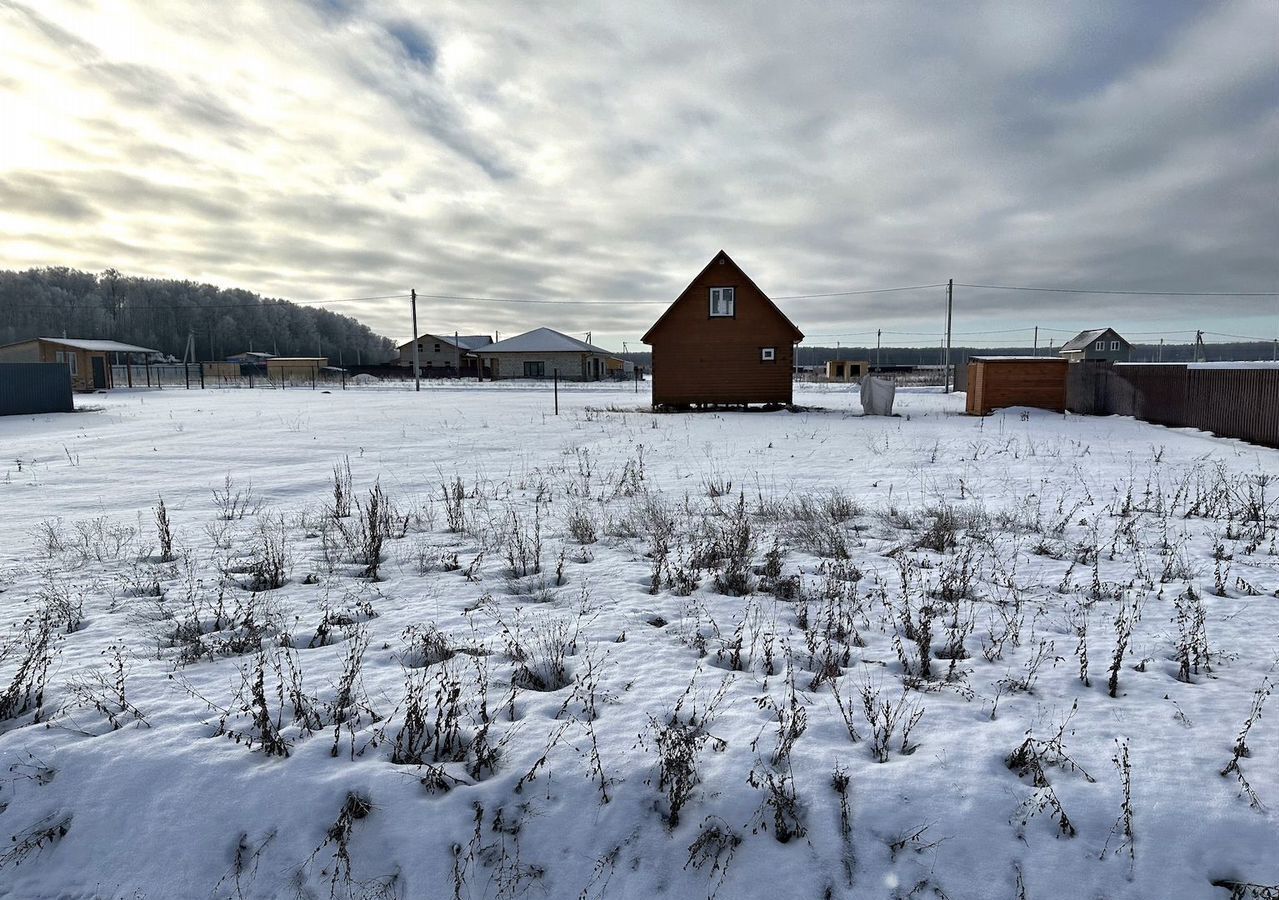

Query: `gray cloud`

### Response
(0, 0, 1274, 347)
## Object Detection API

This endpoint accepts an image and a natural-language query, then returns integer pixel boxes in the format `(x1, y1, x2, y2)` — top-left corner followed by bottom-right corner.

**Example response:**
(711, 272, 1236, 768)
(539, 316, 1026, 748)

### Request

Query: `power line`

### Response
(1204, 330, 1278, 341)
(774, 283, 947, 300)
(414, 293, 664, 306)
(955, 282, 1278, 297)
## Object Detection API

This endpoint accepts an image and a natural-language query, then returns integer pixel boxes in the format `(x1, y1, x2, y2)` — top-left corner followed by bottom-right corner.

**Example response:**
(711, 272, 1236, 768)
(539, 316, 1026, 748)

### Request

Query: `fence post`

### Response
(312, 366, 316, 390)
(184, 362, 190, 389)
(199, 362, 205, 389)
(554, 368, 559, 415)
(342, 369, 347, 390)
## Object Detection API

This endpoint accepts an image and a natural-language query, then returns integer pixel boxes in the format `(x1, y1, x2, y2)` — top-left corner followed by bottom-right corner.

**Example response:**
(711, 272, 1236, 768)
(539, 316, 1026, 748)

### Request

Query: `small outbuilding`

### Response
(1059, 328, 1131, 362)
(0, 337, 158, 391)
(266, 357, 327, 382)
(826, 360, 870, 381)
(965, 356, 1068, 416)
(642, 251, 804, 408)
(481, 328, 614, 381)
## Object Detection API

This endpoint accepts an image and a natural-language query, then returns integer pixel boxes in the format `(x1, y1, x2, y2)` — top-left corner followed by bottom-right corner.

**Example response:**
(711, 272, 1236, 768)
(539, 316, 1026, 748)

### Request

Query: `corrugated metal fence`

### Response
(0, 363, 74, 416)
(1067, 362, 1278, 448)
(1185, 369, 1279, 448)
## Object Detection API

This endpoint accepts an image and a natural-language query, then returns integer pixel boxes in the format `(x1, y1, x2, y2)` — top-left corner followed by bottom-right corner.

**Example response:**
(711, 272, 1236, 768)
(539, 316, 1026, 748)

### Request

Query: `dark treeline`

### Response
(619, 341, 1276, 371)
(792, 342, 1276, 367)
(0, 267, 396, 363)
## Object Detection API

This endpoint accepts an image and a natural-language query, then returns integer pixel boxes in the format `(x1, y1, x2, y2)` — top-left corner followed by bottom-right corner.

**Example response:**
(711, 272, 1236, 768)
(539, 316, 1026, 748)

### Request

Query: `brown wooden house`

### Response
(642, 251, 804, 408)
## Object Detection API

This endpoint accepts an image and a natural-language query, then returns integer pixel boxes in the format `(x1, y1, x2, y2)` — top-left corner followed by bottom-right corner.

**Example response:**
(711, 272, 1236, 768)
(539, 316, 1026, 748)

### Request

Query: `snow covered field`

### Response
(1, 382, 1276, 900)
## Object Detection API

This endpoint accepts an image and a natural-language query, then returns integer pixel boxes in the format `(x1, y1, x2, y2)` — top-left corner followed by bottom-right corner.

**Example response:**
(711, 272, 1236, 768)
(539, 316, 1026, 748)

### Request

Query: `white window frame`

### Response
(709, 287, 735, 317)
(1095, 341, 1104, 350)
(56, 350, 78, 376)
(1110, 340, 1119, 351)
(761, 347, 776, 361)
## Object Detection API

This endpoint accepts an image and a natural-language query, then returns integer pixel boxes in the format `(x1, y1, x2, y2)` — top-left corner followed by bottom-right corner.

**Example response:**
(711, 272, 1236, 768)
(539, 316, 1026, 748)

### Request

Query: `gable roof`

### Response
(482, 327, 611, 355)
(38, 337, 159, 354)
(397, 333, 493, 352)
(641, 250, 804, 344)
(1060, 328, 1126, 352)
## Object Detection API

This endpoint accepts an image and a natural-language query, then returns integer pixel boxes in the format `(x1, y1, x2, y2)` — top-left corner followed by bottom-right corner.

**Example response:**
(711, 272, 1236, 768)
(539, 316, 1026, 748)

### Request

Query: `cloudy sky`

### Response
(2, 0, 1276, 350)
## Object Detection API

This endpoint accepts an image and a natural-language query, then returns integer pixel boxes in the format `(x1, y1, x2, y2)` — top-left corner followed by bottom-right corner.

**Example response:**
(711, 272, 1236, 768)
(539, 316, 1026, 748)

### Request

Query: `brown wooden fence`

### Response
(1066, 362, 1278, 448)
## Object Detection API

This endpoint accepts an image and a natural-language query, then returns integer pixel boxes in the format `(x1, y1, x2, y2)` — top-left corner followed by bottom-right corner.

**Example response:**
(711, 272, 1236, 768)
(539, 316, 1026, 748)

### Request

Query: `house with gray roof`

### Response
(396, 332, 493, 376)
(1059, 328, 1131, 362)
(479, 327, 617, 381)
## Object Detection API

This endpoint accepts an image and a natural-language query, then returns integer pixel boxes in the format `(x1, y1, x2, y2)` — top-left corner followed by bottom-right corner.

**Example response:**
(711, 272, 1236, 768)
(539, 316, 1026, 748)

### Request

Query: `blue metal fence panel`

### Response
(0, 363, 74, 416)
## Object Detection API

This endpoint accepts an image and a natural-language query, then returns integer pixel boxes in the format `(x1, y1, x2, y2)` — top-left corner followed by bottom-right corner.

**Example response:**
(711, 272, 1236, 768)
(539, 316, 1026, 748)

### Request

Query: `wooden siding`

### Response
(965, 359, 1068, 416)
(645, 253, 801, 407)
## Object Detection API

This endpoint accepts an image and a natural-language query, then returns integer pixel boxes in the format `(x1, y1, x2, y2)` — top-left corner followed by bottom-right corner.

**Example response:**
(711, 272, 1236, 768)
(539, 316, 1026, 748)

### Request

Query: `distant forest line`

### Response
(0, 268, 395, 363)
(3, 267, 1270, 368)
(615, 340, 1276, 369)
(789, 341, 1276, 367)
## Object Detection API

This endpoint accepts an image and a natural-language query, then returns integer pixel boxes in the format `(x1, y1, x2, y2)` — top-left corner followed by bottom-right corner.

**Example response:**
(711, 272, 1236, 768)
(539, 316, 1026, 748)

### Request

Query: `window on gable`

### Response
(1110, 341, 1119, 351)
(710, 287, 735, 317)
(434, 343, 441, 353)
(761, 347, 776, 361)
(1095, 341, 1105, 350)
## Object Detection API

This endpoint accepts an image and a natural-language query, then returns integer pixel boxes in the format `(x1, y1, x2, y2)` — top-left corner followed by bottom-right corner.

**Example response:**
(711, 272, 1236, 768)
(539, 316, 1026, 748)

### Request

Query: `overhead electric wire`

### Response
(955, 282, 1278, 297)
(1204, 330, 1277, 341)
(773, 283, 947, 300)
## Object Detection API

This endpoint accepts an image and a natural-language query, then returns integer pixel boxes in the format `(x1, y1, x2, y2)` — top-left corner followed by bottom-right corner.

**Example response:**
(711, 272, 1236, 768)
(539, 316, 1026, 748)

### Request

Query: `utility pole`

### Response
(1033, 326, 1038, 356)
(1195, 330, 1205, 363)
(455, 330, 461, 375)
(944, 279, 954, 393)
(876, 329, 881, 370)
(1158, 338, 1163, 362)
(411, 289, 420, 392)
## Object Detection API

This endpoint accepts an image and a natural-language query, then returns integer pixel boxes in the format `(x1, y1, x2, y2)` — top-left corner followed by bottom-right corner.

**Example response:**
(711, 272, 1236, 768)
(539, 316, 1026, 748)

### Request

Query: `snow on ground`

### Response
(0, 382, 1276, 900)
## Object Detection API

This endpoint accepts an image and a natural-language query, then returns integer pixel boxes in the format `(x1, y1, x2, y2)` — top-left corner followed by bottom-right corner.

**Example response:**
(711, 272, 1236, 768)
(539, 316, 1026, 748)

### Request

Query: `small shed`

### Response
(826, 360, 870, 381)
(266, 357, 327, 381)
(965, 356, 1068, 416)
(0, 337, 158, 391)
(642, 250, 804, 408)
